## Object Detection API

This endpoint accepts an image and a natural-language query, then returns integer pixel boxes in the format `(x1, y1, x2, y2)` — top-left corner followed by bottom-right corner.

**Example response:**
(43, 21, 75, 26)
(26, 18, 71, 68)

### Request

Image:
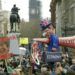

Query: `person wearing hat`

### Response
(11, 4, 20, 20)
(33, 19, 59, 52)
(33, 19, 60, 75)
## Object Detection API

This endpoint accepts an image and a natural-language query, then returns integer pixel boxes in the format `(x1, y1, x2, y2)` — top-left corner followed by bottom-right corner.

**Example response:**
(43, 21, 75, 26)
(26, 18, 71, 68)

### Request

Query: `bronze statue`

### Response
(10, 4, 20, 32)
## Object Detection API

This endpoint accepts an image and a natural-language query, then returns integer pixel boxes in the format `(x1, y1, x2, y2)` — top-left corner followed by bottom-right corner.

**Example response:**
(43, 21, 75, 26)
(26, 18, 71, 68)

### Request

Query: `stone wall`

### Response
(56, 0, 75, 36)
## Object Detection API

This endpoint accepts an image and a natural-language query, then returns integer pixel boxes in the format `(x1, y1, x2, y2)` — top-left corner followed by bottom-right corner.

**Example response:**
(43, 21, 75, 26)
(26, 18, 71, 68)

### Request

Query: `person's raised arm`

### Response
(33, 38, 50, 43)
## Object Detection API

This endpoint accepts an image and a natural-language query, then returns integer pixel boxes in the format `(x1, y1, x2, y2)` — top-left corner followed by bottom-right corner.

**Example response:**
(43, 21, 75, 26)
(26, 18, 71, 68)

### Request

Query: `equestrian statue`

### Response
(10, 4, 20, 32)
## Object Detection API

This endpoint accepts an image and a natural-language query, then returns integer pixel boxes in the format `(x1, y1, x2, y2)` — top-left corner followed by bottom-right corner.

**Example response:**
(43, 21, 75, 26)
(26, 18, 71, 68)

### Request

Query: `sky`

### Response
(2, 0, 51, 21)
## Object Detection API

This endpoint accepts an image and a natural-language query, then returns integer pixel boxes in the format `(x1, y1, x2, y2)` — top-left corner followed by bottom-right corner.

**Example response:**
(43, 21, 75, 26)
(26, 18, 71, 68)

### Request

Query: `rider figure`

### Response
(11, 4, 20, 20)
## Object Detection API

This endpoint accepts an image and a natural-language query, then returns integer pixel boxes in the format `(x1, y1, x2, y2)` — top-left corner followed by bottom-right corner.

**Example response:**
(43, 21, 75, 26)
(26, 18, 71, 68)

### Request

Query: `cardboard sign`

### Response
(0, 33, 19, 59)
(46, 52, 62, 62)
(20, 38, 29, 45)
(9, 33, 19, 55)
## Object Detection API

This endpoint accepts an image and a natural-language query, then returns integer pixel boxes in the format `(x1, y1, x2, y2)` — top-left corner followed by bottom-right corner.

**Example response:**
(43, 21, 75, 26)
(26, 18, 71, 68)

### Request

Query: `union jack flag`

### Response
(40, 19, 49, 26)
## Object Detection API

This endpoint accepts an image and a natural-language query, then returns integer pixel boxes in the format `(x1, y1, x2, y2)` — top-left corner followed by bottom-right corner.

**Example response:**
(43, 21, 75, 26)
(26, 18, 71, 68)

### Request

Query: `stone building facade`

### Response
(50, 0, 75, 37)
(0, 10, 10, 35)
(50, 0, 75, 60)
(0, 0, 10, 36)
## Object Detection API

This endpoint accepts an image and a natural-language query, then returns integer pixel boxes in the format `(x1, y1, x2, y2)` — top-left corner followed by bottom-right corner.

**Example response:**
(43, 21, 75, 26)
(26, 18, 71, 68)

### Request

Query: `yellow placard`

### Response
(20, 38, 28, 45)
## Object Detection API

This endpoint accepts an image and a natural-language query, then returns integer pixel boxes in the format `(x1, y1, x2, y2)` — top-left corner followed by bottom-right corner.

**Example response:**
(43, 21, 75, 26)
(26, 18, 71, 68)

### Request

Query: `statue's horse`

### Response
(10, 13, 20, 32)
